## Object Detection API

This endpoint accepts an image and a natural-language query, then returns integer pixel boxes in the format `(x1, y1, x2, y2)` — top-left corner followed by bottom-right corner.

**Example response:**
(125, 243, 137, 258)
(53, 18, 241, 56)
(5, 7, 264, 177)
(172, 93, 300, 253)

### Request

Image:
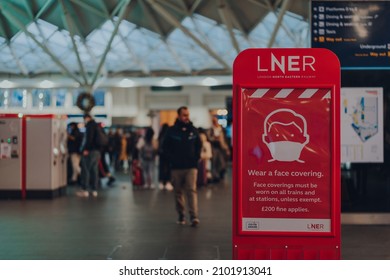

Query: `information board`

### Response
(312, 1, 390, 69)
(341, 87, 384, 163)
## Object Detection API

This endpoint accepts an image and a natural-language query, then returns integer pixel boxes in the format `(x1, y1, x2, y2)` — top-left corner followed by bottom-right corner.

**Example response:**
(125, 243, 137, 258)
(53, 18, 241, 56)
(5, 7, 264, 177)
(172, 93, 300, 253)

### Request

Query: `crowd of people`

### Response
(67, 108, 231, 225)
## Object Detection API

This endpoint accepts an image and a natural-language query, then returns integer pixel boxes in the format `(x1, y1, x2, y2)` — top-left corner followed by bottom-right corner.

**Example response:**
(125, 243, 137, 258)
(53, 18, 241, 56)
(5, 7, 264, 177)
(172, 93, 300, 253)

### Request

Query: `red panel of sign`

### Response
(232, 48, 340, 259)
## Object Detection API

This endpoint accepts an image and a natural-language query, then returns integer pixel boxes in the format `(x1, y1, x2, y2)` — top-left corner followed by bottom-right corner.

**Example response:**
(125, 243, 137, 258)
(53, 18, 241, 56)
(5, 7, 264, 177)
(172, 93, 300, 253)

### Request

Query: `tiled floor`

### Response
(0, 171, 389, 260)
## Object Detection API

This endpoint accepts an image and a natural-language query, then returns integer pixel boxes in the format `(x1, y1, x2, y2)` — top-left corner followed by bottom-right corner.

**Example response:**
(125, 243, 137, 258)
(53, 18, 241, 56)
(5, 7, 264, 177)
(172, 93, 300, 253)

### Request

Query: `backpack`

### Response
(95, 125, 108, 148)
(141, 142, 155, 161)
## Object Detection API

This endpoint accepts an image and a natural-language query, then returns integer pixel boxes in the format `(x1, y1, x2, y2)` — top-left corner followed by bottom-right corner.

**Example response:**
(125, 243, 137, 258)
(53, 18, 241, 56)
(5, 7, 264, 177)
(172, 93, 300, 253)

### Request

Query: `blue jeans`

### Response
(80, 150, 101, 191)
(142, 159, 155, 187)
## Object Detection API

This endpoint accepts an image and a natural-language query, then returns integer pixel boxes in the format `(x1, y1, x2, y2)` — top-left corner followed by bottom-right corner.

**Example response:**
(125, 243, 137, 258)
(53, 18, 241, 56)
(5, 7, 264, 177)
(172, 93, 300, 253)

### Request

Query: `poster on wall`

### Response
(240, 87, 332, 233)
(341, 87, 383, 163)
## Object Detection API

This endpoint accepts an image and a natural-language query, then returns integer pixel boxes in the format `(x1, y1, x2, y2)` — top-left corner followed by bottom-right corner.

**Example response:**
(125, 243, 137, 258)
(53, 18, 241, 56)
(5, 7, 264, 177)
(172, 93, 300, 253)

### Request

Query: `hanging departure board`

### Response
(311, 1, 390, 69)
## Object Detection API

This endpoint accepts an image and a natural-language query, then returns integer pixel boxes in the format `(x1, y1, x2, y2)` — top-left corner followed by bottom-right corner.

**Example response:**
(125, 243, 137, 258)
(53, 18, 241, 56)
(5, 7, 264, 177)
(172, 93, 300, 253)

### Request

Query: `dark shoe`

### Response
(107, 176, 116, 186)
(177, 215, 186, 225)
(191, 218, 200, 227)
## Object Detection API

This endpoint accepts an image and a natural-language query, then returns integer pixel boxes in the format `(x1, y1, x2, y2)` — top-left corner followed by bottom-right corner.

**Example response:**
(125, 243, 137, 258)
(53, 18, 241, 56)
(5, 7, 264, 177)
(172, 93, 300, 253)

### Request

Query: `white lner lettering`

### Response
(270, 53, 284, 72)
(257, 56, 268, 72)
(257, 54, 316, 74)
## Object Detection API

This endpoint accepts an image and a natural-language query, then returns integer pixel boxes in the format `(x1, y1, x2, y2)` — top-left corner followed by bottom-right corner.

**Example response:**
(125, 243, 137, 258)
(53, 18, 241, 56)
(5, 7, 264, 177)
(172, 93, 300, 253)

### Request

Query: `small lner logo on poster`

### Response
(307, 223, 325, 231)
(246, 221, 259, 230)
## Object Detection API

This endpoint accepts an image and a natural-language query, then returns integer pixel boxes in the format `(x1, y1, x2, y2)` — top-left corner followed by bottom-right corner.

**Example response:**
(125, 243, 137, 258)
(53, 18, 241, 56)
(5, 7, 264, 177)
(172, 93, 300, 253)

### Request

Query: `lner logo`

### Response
(257, 53, 316, 74)
(307, 223, 325, 231)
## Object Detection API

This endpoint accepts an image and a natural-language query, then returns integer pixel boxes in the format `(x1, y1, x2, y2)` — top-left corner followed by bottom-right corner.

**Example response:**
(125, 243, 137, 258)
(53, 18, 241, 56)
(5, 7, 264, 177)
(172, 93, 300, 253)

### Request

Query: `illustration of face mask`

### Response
(262, 109, 309, 163)
(265, 141, 306, 162)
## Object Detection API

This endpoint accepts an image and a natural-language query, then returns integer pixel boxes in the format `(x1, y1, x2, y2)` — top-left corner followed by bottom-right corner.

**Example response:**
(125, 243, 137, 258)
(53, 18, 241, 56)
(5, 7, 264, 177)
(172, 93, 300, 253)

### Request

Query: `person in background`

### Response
(67, 122, 83, 185)
(158, 123, 173, 191)
(78, 114, 101, 198)
(111, 128, 122, 171)
(126, 131, 136, 165)
(107, 128, 115, 167)
(207, 116, 230, 182)
(138, 127, 158, 189)
(162, 106, 202, 227)
(119, 132, 129, 173)
(98, 125, 116, 187)
(197, 130, 212, 188)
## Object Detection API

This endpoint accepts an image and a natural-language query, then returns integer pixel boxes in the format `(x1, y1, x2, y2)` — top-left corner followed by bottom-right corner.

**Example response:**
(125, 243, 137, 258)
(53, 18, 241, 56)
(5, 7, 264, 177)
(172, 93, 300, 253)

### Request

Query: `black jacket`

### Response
(162, 119, 201, 169)
(81, 119, 100, 152)
(68, 129, 83, 154)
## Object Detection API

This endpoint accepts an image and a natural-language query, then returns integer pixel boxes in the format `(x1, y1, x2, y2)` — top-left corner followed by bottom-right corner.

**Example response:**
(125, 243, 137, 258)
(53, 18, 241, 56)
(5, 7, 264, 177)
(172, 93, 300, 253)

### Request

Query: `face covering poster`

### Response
(239, 87, 332, 233)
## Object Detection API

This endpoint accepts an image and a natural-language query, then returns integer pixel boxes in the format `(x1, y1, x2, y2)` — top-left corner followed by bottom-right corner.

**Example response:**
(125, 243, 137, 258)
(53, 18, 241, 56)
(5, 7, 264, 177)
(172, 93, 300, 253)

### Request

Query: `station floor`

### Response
(1, 170, 390, 260)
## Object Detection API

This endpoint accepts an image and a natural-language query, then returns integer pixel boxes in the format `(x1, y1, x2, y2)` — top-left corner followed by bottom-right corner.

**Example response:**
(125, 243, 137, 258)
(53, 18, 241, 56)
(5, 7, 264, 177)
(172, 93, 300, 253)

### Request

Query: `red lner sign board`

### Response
(232, 49, 340, 260)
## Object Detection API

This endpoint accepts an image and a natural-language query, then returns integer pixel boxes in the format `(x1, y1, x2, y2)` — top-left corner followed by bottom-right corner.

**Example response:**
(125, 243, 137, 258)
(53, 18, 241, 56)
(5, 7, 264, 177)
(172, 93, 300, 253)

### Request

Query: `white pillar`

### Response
(64, 91, 73, 109)
(188, 87, 210, 129)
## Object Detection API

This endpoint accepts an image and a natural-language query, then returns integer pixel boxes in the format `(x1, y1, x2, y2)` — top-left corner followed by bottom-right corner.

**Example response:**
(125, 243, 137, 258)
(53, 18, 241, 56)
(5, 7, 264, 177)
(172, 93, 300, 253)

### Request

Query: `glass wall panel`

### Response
(32, 89, 51, 108)
(55, 89, 67, 107)
(0, 89, 9, 107)
(10, 89, 24, 107)
(0, 89, 25, 107)
(93, 89, 105, 106)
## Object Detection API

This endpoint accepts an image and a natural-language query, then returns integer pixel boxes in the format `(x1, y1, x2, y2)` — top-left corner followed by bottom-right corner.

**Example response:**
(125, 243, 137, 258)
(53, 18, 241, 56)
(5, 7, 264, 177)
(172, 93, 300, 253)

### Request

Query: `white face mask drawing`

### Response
(262, 109, 309, 163)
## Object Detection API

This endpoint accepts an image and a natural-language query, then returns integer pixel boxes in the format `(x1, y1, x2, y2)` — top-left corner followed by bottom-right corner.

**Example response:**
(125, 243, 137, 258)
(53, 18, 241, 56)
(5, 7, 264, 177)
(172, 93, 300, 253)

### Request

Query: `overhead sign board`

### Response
(311, 0, 390, 69)
(232, 48, 341, 260)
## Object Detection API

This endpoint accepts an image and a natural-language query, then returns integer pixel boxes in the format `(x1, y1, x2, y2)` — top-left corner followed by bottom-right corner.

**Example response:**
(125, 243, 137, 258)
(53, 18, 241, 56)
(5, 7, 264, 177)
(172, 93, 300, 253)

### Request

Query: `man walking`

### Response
(162, 106, 202, 227)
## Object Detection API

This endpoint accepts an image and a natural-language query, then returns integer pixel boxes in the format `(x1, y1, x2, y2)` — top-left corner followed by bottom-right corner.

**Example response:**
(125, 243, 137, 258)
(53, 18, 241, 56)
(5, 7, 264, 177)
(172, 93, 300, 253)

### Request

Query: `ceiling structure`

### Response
(0, 0, 310, 89)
